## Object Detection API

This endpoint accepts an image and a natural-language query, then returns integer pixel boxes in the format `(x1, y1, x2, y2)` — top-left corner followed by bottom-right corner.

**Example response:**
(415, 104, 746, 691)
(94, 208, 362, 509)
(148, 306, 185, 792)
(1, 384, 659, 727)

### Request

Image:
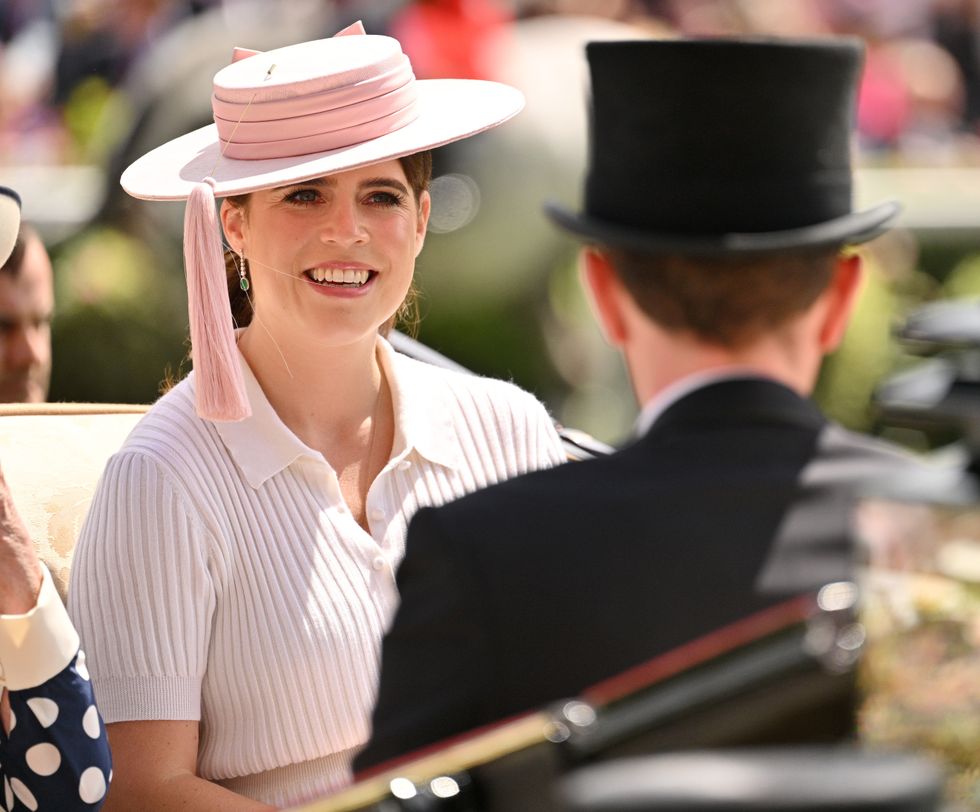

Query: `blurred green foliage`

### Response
(49, 226, 188, 404)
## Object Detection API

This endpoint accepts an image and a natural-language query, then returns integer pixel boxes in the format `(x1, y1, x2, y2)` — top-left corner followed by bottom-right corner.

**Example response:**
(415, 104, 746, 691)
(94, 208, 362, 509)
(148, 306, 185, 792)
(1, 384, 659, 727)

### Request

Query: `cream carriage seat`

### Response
(0, 403, 148, 602)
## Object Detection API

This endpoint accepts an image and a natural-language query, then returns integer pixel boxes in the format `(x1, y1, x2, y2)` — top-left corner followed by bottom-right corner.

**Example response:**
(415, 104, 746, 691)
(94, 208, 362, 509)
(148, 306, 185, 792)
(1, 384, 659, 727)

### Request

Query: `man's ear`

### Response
(818, 252, 863, 353)
(414, 190, 431, 258)
(582, 247, 629, 347)
(220, 199, 246, 254)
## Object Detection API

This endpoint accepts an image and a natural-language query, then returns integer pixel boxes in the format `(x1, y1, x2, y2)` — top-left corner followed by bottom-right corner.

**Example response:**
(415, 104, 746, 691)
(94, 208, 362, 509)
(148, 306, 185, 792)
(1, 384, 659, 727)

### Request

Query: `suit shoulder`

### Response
(390, 348, 556, 428)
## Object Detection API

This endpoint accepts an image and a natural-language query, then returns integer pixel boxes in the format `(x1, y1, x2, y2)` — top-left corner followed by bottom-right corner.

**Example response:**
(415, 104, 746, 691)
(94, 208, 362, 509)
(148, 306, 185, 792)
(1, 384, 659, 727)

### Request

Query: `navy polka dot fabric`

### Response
(1, 650, 111, 810)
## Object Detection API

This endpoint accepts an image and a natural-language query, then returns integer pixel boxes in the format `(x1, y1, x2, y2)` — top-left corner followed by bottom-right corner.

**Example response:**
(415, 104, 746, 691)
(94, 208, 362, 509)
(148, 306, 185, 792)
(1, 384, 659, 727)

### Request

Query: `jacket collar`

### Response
(642, 376, 826, 444)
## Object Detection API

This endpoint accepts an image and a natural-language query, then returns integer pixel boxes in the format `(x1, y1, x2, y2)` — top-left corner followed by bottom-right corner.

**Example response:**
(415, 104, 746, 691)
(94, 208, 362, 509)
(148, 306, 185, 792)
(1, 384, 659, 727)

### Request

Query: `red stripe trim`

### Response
(584, 594, 815, 706)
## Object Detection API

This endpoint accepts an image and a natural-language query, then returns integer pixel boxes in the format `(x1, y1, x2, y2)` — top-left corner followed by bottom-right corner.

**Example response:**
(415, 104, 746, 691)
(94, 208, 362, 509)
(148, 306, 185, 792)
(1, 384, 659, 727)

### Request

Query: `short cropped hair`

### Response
(605, 247, 840, 347)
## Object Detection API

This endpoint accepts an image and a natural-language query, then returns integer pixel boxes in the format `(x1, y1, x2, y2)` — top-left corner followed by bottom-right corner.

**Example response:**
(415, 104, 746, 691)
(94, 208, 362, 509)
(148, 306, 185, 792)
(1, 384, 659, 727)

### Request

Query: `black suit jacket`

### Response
(355, 377, 927, 771)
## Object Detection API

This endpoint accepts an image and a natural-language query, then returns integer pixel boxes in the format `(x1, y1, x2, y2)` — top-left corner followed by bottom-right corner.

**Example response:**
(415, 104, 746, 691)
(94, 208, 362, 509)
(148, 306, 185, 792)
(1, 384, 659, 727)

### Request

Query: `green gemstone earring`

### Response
(237, 253, 250, 292)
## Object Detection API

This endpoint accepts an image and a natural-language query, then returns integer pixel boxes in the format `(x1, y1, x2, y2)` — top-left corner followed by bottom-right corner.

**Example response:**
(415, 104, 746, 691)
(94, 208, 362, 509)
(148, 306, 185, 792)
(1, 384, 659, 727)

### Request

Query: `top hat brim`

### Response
(0, 186, 21, 265)
(544, 199, 902, 255)
(121, 78, 523, 200)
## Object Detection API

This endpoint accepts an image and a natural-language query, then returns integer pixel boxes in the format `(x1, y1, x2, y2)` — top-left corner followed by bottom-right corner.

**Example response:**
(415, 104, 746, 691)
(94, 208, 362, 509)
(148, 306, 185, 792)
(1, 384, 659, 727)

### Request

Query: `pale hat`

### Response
(120, 22, 525, 421)
(0, 186, 21, 266)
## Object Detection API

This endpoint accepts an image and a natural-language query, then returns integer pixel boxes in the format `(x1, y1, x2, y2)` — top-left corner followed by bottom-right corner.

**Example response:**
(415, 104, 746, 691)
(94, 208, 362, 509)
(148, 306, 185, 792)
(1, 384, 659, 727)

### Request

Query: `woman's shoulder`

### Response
(391, 346, 551, 419)
(113, 373, 222, 472)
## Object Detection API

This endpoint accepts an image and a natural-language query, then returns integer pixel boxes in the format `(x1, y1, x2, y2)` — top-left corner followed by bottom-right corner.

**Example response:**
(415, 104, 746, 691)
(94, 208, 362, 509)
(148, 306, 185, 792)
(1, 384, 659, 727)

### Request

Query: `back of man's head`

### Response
(606, 247, 840, 349)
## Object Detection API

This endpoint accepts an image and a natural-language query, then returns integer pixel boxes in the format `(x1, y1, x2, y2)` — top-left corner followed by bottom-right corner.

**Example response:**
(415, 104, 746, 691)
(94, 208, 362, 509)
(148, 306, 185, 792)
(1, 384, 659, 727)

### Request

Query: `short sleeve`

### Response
(67, 452, 216, 723)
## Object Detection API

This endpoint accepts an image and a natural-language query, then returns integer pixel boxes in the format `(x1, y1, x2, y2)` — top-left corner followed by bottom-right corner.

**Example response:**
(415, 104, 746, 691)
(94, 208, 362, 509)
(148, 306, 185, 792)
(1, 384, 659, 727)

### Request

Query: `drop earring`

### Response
(237, 252, 250, 292)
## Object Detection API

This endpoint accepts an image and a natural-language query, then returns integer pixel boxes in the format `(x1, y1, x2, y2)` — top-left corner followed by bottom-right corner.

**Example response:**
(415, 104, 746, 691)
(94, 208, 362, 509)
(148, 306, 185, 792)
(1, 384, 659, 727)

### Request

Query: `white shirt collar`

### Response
(634, 366, 768, 437)
(214, 335, 459, 489)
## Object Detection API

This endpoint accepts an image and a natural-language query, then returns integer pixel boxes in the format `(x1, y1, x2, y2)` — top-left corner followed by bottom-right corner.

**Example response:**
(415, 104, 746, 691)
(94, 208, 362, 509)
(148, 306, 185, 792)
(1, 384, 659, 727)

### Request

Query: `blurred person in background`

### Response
(68, 22, 564, 812)
(356, 37, 940, 769)
(0, 185, 111, 811)
(0, 222, 53, 403)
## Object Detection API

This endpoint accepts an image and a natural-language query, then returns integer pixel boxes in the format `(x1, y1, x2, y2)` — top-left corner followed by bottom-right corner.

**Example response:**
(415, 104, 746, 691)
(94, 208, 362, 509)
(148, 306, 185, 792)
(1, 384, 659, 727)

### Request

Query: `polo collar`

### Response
(214, 349, 322, 489)
(214, 336, 460, 489)
(379, 336, 460, 470)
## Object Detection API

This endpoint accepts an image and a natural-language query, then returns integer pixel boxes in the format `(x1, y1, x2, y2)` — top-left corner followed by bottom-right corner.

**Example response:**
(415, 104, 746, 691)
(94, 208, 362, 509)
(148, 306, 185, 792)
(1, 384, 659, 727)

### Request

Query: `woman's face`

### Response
(221, 159, 430, 348)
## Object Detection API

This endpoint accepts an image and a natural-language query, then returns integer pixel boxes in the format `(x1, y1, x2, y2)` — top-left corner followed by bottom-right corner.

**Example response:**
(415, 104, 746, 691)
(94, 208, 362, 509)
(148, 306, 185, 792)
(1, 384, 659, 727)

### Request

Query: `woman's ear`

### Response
(220, 199, 247, 255)
(582, 247, 630, 347)
(414, 190, 431, 258)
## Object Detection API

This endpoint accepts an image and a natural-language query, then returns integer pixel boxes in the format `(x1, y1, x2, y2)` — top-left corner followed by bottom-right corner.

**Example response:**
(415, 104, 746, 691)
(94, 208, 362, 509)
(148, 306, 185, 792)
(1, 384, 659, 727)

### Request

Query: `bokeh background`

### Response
(6, 0, 980, 446)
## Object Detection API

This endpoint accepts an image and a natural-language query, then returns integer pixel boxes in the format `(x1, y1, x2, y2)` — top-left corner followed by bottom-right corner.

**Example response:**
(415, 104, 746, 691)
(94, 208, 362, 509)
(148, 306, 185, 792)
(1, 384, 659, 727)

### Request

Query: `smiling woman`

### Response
(65, 24, 565, 812)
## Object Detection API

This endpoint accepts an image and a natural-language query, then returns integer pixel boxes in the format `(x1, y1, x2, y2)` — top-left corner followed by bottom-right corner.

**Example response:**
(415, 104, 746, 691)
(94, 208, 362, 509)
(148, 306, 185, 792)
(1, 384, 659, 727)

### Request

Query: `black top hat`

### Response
(546, 38, 900, 254)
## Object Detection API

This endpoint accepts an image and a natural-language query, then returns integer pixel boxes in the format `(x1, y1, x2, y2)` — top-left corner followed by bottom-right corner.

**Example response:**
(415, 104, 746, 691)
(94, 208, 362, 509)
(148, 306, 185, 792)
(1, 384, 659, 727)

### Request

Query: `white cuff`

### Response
(0, 564, 80, 691)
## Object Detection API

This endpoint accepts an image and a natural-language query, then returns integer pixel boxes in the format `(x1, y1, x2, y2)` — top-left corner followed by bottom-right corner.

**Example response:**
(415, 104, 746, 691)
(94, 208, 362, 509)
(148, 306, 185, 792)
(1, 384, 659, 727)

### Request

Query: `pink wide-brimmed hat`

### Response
(121, 22, 525, 422)
(0, 186, 21, 266)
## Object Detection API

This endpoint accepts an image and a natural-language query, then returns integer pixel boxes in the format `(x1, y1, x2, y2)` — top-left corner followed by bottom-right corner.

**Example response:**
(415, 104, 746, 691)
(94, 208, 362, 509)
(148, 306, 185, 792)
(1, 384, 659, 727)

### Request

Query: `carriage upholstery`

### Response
(0, 402, 148, 602)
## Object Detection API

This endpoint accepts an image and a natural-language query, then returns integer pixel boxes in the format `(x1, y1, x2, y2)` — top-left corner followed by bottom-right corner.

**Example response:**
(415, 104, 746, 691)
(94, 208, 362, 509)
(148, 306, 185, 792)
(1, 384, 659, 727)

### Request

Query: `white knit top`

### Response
(67, 337, 565, 807)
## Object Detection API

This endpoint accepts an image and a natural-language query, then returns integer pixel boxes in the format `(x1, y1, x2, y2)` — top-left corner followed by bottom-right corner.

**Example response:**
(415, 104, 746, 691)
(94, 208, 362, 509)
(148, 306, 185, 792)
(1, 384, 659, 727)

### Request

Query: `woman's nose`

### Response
(319, 200, 367, 246)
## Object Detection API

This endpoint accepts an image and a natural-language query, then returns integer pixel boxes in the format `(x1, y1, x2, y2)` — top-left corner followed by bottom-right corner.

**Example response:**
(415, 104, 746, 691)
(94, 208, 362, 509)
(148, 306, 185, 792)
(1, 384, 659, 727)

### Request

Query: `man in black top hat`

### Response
(355, 38, 929, 771)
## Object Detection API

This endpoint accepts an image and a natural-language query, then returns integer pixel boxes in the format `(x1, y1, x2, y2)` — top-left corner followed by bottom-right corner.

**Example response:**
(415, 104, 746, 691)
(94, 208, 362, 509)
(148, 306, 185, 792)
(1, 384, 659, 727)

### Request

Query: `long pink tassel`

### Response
(183, 179, 250, 421)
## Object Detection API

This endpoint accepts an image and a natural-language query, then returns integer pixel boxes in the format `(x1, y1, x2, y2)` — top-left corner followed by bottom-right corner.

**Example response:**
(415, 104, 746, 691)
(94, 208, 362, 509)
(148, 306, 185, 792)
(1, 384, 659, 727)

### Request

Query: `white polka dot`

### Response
(4, 775, 13, 811)
(74, 650, 90, 682)
(10, 777, 38, 811)
(7, 708, 14, 733)
(25, 742, 61, 776)
(78, 767, 107, 804)
(25, 697, 58, 728)
(82, 704, 101, 739)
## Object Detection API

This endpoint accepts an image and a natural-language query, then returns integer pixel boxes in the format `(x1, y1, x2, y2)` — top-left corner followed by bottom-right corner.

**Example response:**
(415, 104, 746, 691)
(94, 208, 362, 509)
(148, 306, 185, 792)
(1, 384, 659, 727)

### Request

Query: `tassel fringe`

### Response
(183, 179, 251, 421)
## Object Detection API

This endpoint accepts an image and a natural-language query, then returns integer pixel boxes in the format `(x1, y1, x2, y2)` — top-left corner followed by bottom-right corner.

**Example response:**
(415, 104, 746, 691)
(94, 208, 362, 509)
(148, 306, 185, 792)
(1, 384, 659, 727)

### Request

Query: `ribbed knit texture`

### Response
(67, 339, 564, 807)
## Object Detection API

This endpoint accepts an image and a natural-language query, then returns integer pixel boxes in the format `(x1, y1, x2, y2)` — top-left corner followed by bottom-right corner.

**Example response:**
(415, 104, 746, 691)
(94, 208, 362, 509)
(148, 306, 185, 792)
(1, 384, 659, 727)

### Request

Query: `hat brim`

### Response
(0, 186, 21, 265)
(121, 79, 524, 200)
(544, 199, 902, 254)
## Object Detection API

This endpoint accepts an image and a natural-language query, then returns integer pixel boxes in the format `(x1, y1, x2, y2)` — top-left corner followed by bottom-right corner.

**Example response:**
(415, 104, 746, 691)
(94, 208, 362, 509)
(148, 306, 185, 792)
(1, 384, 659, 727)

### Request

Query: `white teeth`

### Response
(309, 268, 370, 285)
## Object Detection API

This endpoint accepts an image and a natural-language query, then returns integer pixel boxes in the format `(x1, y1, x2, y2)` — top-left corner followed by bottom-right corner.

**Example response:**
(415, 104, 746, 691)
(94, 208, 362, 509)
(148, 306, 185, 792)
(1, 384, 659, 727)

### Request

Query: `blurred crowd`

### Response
(3, 0, 980, 168)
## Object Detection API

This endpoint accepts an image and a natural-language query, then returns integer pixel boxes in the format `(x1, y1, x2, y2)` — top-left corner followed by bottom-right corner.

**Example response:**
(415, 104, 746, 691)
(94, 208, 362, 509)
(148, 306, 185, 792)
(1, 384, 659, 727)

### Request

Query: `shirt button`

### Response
(372, 556, 386, 571)
(397, 460, 411, 471)
(369, 508, 384, 521)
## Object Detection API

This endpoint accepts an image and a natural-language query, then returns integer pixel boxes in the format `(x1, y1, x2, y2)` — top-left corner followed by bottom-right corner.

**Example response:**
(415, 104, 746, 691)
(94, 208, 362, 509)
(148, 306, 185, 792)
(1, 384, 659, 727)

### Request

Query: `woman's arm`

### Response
(104, 720, 274, 812)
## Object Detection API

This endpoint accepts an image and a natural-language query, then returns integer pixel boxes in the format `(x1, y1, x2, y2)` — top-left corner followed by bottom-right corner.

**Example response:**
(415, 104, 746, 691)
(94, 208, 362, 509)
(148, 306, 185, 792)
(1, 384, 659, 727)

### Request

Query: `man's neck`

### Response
(625, 325, 820, 411)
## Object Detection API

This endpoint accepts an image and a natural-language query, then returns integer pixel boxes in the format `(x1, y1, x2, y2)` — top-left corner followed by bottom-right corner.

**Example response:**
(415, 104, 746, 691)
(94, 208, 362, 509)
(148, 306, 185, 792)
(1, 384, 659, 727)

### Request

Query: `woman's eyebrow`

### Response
(360, 177, 410, 195)
(275, 177, 332, 190)
(271, 177, 409, 195)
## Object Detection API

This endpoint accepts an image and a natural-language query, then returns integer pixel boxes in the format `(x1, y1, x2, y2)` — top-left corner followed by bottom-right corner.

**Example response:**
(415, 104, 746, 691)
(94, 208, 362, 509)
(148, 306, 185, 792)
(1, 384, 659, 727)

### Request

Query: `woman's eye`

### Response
(366, 191, 404, 207)
(284, 188, 321, 205)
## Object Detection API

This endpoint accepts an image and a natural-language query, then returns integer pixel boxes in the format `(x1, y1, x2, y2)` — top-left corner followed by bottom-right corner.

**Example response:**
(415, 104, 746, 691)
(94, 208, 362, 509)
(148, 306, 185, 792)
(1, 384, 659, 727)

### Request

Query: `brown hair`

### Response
(224, 151, 432, 335)
(605, 247, 840, 347)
